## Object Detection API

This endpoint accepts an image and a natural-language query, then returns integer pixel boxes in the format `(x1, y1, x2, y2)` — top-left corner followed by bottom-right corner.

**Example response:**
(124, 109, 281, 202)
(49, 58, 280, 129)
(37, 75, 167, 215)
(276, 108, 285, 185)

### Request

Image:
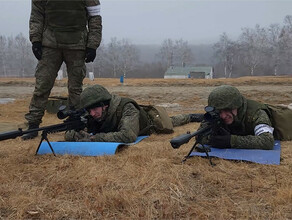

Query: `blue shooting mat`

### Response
(37, 136, 148, 156)
(190, 140, 281, 165)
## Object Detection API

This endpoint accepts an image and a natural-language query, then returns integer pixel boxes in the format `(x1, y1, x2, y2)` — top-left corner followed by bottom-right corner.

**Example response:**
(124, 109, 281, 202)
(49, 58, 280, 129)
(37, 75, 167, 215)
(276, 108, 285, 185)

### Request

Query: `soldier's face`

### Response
(219, 109, 237, 125)
(89, 106, 108, 120)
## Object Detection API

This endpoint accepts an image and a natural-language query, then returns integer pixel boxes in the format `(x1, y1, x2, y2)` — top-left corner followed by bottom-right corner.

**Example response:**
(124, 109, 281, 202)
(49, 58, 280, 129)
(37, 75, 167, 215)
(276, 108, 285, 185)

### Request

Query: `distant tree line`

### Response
(0, 34, 166, 78)
(213, 15, 292, 77)
(1, 15, 292, 78)
(0, 35, 197, 78)
(0, 33, 35, 77)
(91, 37, 194, 78)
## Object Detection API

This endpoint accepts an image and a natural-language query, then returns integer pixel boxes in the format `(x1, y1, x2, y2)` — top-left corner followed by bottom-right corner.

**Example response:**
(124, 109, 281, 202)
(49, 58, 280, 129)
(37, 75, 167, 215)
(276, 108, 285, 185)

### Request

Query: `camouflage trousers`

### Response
(171, 114, 191, 127)
(25, 47, 86, 125)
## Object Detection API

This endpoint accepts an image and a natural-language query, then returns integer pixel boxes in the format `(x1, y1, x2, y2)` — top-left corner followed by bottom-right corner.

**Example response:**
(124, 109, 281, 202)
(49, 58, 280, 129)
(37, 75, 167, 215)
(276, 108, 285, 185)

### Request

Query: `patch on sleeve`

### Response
(87, 5, 101, 16)
(254, 124, 274, 136)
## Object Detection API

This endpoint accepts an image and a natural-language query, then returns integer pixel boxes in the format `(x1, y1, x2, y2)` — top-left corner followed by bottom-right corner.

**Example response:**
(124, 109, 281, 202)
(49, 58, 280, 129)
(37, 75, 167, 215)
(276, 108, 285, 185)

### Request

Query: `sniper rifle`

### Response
(170, 106, 222, 165)
(0, 106, 87, 156)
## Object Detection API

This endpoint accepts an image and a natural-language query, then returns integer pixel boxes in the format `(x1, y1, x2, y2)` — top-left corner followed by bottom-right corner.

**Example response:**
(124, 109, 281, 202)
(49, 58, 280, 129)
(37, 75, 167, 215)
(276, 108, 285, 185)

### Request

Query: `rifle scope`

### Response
(203, 106, 220, 122)
(57, 105, 85, 119)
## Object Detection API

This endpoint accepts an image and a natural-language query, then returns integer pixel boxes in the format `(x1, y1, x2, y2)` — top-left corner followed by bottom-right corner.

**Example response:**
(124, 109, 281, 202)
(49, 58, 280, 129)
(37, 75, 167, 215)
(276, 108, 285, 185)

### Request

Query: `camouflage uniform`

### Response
(25, 0, 102, 125)
(223, 98, 274, 149)
(200, 85, 274, 150)
(65, 85, 192, 143)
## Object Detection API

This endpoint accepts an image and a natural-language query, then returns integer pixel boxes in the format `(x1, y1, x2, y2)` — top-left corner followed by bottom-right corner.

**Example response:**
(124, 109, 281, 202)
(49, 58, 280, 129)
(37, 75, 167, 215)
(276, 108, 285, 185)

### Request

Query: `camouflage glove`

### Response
(64, 130, 77, 141)
(85, 47, 96, 63)
(75, 130, 93, 142)
(64, 130, 91, 142)
(32, 41, 42, 60)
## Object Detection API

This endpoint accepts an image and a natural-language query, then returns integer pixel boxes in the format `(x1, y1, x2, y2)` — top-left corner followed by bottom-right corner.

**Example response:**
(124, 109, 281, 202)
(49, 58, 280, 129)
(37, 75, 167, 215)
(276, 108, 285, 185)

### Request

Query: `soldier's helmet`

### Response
(80, 85, 112, 110)
(208, 85, 243, 110)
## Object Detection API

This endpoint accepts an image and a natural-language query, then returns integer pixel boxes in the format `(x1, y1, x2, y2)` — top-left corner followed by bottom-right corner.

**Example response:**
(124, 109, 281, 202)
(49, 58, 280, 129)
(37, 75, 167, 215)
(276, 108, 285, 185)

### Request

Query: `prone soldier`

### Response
(65, 85, 204, 143)
(198, 85, 292, 149)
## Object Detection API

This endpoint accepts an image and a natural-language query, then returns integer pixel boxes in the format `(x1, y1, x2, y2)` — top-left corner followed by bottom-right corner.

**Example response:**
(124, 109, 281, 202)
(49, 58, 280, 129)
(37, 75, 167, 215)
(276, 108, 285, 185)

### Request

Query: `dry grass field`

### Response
(0, 76, 292, 219)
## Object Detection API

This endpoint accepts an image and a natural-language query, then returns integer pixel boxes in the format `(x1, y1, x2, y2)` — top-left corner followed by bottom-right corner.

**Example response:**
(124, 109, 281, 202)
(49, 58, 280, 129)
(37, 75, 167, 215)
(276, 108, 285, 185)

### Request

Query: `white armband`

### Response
(254, 124, 274, 136)
(86, 5, 101, 16)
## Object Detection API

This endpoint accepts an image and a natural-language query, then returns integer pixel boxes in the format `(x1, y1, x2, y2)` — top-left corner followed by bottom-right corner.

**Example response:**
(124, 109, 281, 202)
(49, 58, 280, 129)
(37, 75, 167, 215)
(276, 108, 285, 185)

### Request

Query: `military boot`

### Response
(189, 114, 204, 122)
(21, 123, 39, 140)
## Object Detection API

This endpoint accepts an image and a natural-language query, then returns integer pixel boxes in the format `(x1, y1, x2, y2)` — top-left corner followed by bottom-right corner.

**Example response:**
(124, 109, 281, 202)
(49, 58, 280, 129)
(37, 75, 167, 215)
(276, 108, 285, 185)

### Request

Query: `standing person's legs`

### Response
(23, 47, 63, 139)
(63, 49, 86, 109)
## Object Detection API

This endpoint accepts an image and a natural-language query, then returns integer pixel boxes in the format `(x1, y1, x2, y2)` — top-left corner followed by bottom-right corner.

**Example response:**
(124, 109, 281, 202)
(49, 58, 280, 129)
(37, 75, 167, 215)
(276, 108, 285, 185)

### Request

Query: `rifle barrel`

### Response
(170, 125, 212, 149)
(0, 129, 23, 141)
(0, 120, 85, 142)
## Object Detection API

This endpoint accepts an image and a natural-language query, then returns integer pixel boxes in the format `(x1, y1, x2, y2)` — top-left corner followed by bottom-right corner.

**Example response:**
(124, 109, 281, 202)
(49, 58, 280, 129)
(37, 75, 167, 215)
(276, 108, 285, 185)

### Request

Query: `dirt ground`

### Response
(0, 77, 292, 219)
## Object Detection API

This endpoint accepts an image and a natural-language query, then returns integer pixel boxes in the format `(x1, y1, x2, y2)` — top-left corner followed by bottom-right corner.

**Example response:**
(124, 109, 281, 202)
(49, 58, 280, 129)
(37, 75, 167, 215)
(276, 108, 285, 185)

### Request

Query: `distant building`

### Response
(164, 66, 213, 79)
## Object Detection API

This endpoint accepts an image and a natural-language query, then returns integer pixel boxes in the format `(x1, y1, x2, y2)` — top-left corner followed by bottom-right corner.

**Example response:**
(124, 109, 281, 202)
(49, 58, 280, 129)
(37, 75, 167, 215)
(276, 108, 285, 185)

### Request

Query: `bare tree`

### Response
(213, 33, 237, 78)
(93, 42, 106, 77)
(15, 33, 32, 77)
(105, 38, 140, 78)
(158, 39, 175, 68)
(119, 39, 139, 78)
(279, 15, 292, 67)
(0, 35, 7, 77)
(106, 37, 122, 77)
(238, 25, 269, 76)
(174, 39, 193, 67)
(267, 24, 282, 76)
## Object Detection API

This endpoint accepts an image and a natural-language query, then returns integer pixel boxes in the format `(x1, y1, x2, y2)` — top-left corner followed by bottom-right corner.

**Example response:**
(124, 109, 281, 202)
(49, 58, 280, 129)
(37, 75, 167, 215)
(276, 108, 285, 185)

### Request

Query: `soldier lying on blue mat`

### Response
(198, 85, 292, 150)
(65, 85, 203, 143)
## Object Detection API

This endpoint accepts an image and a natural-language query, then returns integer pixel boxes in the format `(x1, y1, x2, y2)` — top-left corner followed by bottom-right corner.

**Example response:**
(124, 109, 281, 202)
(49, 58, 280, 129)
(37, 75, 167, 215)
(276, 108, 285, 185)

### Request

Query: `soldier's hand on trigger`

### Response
(217, 127, 230, 136)
(209, 128, 231, 149)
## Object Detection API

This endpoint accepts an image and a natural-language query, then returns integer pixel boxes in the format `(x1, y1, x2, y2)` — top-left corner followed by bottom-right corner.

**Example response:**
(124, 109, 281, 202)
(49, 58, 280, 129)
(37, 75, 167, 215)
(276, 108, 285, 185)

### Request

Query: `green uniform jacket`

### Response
(229, 98, 274, 149)
(85, 95, 149, 143)
(30, 0, 102, 50)
(200, 98, 275, 150)
(65, 95, 193, 143)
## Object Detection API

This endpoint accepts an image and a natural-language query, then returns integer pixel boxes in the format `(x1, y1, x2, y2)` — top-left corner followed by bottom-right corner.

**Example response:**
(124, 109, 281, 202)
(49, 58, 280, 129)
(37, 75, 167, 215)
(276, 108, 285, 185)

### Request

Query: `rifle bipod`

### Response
(35, 130, 56, 156)
(182, 140, 215, 166)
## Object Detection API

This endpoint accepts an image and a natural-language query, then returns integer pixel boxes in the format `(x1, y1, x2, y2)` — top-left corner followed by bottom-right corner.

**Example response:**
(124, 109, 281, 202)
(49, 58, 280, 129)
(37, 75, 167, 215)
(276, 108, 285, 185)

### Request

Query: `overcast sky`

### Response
(0, 0, 291, 45)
